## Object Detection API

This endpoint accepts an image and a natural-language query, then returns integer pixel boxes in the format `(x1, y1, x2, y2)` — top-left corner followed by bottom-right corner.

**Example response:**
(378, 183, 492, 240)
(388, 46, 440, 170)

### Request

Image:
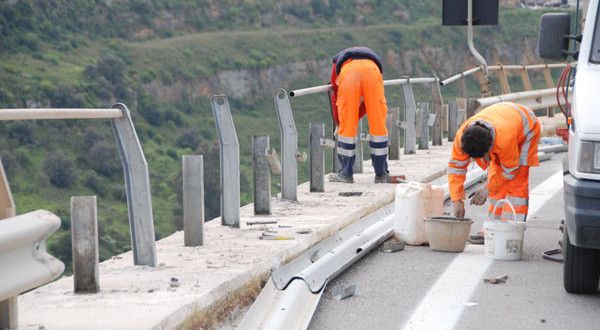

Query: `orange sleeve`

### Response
(448, 130, 470, 201)
(329, 63, 340, 126)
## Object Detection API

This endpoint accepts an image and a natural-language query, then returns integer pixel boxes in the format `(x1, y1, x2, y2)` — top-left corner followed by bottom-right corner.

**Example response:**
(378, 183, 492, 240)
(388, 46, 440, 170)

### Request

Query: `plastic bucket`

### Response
(425, 216, 473, 252)
(483, 199, 526, 261)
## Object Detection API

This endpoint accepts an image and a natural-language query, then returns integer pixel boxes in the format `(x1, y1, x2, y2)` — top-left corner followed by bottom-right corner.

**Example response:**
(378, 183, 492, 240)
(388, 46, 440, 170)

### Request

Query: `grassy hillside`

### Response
(0, 1, 556, 271)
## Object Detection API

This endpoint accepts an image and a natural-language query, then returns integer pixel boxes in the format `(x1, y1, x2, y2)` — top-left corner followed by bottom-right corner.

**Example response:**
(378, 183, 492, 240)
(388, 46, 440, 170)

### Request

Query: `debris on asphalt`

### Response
(332, 284, 356, 300)
(296, 229, 312, 235)
(169, 277, 180, 288)
(379, 238, 406, 253)
(259, 233, 294, 240)
(278, 225, 293, 228)
(484, 275, 509, 284)
(338, 191, 363, 197)
(246, 220, 278, 226)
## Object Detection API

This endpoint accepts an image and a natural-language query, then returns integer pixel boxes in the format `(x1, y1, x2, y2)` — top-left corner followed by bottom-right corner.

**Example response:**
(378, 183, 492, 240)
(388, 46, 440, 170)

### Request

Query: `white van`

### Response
(538, 0, 600, 293)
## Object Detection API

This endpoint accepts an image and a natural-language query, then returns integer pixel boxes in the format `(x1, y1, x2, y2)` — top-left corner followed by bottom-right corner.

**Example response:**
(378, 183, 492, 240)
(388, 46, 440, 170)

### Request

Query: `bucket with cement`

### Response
(425, 216, 472, 252)
(483, 199, 526, 261)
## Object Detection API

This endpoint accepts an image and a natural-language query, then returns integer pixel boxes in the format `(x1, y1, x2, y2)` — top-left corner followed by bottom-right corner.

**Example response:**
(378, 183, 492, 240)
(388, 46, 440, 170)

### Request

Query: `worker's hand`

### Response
(469, 186, 488, 206)
(333, 125, 339, 136)
(453, 200, 465, 218)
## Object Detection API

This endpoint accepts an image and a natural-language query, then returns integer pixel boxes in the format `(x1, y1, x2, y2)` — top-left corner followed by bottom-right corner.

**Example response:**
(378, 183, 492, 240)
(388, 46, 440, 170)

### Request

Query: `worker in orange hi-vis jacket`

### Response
(448, 102, 541, 244)
(328, 46, 390, 183)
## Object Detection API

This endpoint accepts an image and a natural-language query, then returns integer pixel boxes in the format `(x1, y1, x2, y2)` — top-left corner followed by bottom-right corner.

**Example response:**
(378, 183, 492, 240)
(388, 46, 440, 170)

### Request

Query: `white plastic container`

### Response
(393, 182, 444, 245)
(483, 199, 527, 261)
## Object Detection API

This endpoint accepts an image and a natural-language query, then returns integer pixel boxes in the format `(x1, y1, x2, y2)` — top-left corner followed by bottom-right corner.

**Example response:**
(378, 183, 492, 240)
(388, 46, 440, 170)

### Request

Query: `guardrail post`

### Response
(442, 104, 449, 133)
(252, 136, 271, 215)
(309, 123, 325, 192)
(430, 80, 443, 146)
(110, 103, 157, 267)
(497, 65, 511, 95)
(353, 119, 364, 174)
(274, 89, 298, 201)
(0, 297, 17, 329)
(386, 108, 400, 160)
(71, 196, 99, 293)
(520, 65, 533, 91)
(448, 100, 459, 142)
(0, 156, 15, 220)
(402, 82, 417, 154)
(543, 65, 556, 117)
(211, 95, 240, 227)
(418, 103, 430, 150)
(183, 155, 205, 245)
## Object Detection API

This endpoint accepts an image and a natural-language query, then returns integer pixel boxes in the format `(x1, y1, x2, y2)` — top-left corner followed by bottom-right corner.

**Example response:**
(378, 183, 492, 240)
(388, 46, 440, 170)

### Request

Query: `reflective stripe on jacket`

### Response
(448, 102, 541, 201)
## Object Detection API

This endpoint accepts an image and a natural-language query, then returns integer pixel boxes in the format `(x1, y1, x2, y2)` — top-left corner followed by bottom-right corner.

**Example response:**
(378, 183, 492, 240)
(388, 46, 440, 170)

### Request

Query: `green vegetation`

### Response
(0, 0, 555, 272)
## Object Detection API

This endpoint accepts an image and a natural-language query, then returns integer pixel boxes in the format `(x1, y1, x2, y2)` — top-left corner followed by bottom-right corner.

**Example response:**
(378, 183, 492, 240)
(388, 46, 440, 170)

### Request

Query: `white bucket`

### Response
(483, 199, 526, 261)
(393, 182, 443, 245)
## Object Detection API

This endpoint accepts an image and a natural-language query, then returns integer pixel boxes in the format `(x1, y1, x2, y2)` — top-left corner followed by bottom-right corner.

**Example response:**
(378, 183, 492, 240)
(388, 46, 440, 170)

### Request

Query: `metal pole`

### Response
(110, 103, 157, 267)
(71, 196, 99, 293)
(386, 109, 400, 160)
(211, 95, 240, 227)
(274, 89, 298, 201)
(467, 0, 489, 70)
(353, 119, 363, 174)
(418, 103, 430, 150)
(430, 80, 444, 146)
(402, 82, 417, 154)
(448, 100, 459, 142)
(183, 155, 205, 245)
(309, 123, 325, 193)
(252, 136, 271, 215)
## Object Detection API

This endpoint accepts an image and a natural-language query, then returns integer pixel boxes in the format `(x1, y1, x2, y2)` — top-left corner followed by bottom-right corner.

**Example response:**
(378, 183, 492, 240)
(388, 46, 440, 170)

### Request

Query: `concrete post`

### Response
(402, 82, 417, 154)
(386, 108, 400, 160)
(0, 297, 17, 329)
(448, 100, 459, 142)
(252, 136, 271, 215)
(309, 123, 325, 193)
(211, 95, 240, 227)
(183, 155, 205, 246)
(71, 196, 99, 293)
(418, 103, 430, 150)
(274, 89, 298, 201)
(466, 97, 478, 118)
(430, 80, 444, 146)
(353, 119, 363, 174)
(110, 103, 157, 267)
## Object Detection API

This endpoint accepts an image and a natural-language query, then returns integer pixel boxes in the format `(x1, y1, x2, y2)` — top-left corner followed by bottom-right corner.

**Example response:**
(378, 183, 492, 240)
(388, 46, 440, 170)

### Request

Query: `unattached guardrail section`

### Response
(0, 211, 65, 329)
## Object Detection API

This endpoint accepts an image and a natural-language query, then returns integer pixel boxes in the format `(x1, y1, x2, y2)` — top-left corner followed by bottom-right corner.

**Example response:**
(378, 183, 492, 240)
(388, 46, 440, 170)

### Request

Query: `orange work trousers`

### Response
(336, 59, 388, 140)
(487, 164, 530, 222)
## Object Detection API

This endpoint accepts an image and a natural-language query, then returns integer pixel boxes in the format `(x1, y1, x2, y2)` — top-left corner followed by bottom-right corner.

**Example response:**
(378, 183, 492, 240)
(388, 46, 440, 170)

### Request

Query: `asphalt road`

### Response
(310, 155, 600, 330)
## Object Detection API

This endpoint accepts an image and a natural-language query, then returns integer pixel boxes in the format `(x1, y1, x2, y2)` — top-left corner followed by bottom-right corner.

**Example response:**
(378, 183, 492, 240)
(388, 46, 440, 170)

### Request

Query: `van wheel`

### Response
(563, 230, 600, 294)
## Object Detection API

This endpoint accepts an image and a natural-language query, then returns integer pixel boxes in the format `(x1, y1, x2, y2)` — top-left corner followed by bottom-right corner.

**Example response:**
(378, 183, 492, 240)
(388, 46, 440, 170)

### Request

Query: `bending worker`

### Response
(448, 102, 541, 244)
(328, 46, 390, 183)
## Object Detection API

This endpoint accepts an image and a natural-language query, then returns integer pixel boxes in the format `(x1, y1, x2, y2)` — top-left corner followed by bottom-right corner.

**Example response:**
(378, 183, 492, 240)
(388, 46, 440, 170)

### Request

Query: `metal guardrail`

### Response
(440, 63, 568, 86)
(0, 210, 64, 330)
(211, 96, 241, 227)
(0, 104, 157, 267)
(476, 87, 570, 110)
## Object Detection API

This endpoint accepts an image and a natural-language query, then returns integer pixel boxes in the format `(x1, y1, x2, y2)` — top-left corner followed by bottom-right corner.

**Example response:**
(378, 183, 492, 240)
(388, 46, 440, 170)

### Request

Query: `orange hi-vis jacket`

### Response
(448, 102, 541, 204)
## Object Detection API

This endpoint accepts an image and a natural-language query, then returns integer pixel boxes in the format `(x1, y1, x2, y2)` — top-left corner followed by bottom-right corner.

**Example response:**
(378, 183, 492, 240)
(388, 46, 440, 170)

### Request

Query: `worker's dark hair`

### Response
(461, 124, 492, 158)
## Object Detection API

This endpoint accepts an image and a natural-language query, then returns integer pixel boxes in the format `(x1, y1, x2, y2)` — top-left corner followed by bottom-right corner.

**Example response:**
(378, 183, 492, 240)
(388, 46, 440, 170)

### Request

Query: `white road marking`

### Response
(401, 170, 564, 330)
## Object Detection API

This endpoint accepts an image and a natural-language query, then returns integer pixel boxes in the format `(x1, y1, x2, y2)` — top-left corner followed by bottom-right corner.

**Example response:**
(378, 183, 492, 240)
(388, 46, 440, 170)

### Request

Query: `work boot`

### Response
(328, 173, 354, 183)
(374, 173, 391, 183)
(468, 231, 484, 245)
